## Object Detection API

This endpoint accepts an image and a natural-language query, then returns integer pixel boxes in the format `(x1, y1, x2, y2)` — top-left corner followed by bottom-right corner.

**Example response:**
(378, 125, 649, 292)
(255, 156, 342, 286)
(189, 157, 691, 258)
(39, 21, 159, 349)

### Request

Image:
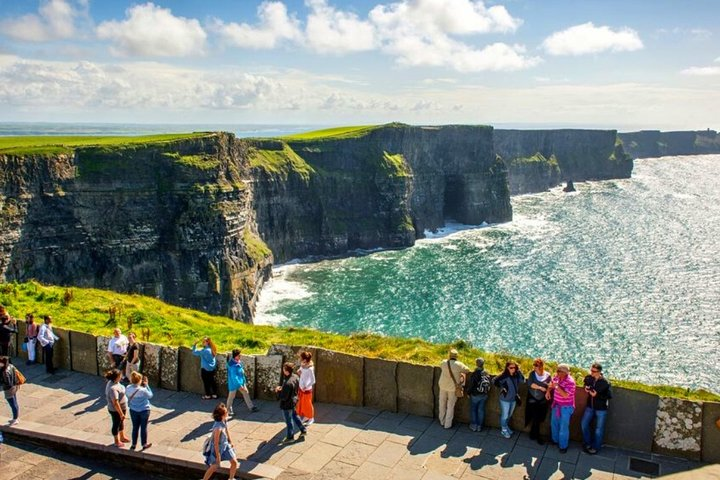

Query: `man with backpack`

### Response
(581, 362, 612, 454)
(465, 357, 491, 432)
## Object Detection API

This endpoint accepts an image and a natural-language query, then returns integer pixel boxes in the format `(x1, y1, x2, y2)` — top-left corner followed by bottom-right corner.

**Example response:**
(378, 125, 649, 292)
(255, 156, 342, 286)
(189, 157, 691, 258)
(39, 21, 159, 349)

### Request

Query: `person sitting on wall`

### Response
(438, 349, 470, 429)
(107, 328, 129, 374)
(581, 362, 612, 455)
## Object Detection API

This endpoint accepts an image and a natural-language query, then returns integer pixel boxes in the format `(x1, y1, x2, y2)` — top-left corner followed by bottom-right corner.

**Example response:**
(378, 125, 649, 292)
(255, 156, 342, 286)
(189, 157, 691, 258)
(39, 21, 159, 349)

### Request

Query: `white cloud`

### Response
(214, 1, 301, 49)
(305, 0, 377, 53)
(96, 3, 207, 57)
(0, 0, 80, 42)
(542, 22, 643, 56)
(681, 66, 720, 76)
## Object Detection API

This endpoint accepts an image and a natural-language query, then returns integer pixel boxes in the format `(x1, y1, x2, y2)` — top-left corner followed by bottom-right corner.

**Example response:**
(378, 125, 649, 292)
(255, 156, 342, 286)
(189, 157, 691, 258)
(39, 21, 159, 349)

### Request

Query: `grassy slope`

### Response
(0, 281, 716, 401)
(0, 133, 210, 156)
(283, 125, 379, 141)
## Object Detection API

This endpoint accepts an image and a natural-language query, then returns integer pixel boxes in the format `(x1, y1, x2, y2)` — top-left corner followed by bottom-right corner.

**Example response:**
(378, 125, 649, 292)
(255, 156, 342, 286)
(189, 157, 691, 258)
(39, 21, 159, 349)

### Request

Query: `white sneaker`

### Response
(228, 409, 234, 417)
(9, 419, 19, 426)
(305, 418, 314, 426)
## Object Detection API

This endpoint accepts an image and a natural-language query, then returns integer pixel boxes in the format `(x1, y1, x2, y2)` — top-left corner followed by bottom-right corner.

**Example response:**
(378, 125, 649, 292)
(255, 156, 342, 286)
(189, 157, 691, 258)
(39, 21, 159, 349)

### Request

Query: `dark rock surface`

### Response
(619, 129, 720, 158)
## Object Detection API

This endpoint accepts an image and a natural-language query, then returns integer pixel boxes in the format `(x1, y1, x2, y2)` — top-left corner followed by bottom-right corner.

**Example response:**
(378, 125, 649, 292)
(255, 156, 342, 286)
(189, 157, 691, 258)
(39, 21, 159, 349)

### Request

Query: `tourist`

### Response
(125, 371, 153, 451)
(525, 358, 551, 444)
(493, 360, 525, 438)
(581, 363, 612, 454)
(107, 328, 128, 372)
(0, 306, 17, 357)
(546, 364, 576, 453)
(105, 368, 129, 447)
(124, 332, 141, 381)
(296, 351, 316, 425)
(226, 348, 258, 416)
(202, 403, 238, 480)
(0, 356, 21, 426)
(465, 357, 491, 432)
(24, 314, 39, 365)
(193, 337, 218, 400)
(275, 362, 306, 443)
(438, 349, 470, 429)
(37, 315, 59, 374)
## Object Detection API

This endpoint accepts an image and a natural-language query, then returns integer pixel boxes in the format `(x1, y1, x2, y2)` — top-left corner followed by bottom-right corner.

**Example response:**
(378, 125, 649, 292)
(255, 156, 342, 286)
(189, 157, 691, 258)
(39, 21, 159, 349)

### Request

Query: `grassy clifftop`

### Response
(0, 281, 716, 401)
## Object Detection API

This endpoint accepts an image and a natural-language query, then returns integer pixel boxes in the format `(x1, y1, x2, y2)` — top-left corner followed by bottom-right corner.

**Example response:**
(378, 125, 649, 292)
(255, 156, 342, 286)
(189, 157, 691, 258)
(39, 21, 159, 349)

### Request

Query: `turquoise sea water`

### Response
(257, 155, 720, 392)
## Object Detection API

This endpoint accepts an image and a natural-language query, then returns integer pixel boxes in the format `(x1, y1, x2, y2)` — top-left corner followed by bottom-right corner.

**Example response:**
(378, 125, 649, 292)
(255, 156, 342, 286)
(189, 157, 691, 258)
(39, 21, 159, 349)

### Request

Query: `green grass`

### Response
(162, 152, 221, 170)
(283, 125, 380, 141)
(509, 153, 558, 167)
(0, 281, 717, 401)
(248, 143, 315, 180)
(381, 151, 412, 177)
(0, 133, 211, 156)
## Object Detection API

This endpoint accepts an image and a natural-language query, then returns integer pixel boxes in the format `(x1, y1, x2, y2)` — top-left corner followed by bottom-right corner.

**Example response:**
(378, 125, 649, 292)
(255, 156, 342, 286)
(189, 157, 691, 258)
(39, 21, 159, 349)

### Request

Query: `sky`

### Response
(0, 0, 718, 130)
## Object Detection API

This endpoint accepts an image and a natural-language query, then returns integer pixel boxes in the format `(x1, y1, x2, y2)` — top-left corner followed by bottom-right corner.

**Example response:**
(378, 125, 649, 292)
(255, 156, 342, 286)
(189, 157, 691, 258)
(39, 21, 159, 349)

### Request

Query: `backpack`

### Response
(476, 372, 491, 395)
(14, 368, 26, 386)
(202, 433, 213, 456)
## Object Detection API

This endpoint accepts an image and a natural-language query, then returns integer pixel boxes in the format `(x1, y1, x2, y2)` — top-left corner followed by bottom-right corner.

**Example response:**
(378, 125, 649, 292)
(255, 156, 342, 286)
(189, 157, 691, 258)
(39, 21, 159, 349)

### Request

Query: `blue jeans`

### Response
(551, 405, 575, 449)
(282, 408, 306, 439)
(6, 395, 18, 420)
(499, 399, 516, 433)
(130, 409, 150, 447)
(470, 394, 488, 429)
(581, 407, 608, 451)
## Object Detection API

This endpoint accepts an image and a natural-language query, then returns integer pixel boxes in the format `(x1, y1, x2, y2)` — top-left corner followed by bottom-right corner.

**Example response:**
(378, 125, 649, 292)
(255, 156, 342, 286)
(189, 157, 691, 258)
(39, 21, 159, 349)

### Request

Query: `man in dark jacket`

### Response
(0, 306, 18, 357)
(275, 362, 307, 443)
(466, 358, 491, 432)
(581, 363, 612, 454)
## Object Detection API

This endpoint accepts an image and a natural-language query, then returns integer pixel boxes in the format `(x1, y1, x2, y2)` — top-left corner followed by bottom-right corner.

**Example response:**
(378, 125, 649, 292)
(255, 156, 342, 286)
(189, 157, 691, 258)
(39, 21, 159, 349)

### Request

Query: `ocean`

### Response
(256, 155, 720, 393)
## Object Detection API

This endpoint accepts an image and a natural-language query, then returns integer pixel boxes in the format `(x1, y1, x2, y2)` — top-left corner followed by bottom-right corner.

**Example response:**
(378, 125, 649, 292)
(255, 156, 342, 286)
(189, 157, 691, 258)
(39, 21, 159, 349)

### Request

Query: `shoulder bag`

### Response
(446, 361, 464, 398)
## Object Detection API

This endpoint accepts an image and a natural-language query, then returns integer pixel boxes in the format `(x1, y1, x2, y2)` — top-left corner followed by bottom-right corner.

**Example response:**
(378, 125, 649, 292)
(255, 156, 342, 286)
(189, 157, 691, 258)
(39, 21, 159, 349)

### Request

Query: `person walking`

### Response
(107, 328, 128, 372)
(202, 403, 238, 480)
(296, 351, 315, 426)
(124, 332, 141, 381)
(494, 360, 525, 438)
(275, 362, 306, 443)
(105, 368, 130, 447)
(438, 349, 470, 429)
(466, 357, 491, 432)
(226, 349, 258, 416)
(193, 337, 218, 399)
(37, 316, 59, 374)
(581, 363, 612, 454)
(547, 364, 576, 453)
(0, 356, 21, 426)
(0, 307, 18, 357)
(125, 371, 153, 451)
(525, 358, 551, 444)
(24, 314, 39, 365)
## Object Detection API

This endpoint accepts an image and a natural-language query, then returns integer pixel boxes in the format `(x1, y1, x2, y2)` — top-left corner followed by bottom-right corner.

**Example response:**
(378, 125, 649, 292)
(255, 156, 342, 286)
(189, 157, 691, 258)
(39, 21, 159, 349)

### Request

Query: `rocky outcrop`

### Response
(495, 129, 633, 194)
(506, 153, 560, 195)
(619, 130, 720, 158)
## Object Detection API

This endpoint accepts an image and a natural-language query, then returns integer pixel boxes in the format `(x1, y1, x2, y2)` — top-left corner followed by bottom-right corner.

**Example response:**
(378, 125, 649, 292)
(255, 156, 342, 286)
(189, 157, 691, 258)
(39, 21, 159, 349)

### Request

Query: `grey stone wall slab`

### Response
(160, 346, 179, 391)
(52, 327, 71, 370)
(255, 355, 283, 401)
(215, 353, 229, 399)
(653, 397, 703, 461)
(16, 321, 28, 362)
(241, 354, 257, 399)
(364, 358, 397, 412)
(178, 346, 205, 395)
(142, 343, 162, 387)
(701, 401, 720, 463)
(396, 362, 434, 417)
(70, 331, 98, 376)
(267, 344, 294, 362)
(314, 349, 364, 406)
(605, 386, 658, 452)
(96, 336, 112, 374)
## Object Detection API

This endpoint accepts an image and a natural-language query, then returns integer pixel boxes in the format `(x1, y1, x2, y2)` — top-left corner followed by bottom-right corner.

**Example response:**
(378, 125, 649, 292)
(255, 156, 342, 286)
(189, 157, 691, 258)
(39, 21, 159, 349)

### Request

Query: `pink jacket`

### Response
(551, 374, 576, 409)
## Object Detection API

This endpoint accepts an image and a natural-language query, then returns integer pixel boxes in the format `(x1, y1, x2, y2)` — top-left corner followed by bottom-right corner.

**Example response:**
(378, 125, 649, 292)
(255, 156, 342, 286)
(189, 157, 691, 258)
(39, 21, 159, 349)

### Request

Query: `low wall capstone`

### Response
(364, 358, 397, 412)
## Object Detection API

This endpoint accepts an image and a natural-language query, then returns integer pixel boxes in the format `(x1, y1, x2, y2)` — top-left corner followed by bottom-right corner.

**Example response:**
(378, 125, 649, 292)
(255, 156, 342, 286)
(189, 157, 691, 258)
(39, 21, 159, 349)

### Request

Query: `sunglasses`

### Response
(590, 369, 599, 373)
(508, 366, 517, 370)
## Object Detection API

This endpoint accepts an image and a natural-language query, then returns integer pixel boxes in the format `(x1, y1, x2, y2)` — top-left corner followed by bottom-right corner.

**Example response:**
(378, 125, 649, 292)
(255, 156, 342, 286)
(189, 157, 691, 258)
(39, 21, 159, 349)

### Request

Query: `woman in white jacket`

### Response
(296, 351, 316, 425)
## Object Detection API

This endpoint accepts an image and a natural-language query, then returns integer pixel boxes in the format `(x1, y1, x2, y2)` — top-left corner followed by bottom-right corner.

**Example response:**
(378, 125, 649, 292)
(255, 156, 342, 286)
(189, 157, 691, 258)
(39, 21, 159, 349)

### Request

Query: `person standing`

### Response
(226, 349, 258, 416)
(193, 337, 218, 400)
(296, 351, 316, 426)
(107, 328, 129, 372)
(546, 364, 576, 453)
(525, 358, 551, 444)
(581, 363, 612, 454)
(105, 368, 130, 447)
(0, 307, 17, 357)
(275, 362, 306, 443)
(493, 360, 525, 438)
(202, 403, 238, 480)
(37, 316, 59, 374)
(438, 349, 470, 429)
(124, 332, 141, 381)
(466, 357, 491, 432)
(125, 371, 153, 451)
(0, 356, 21, 426)
(25, 314, 39, 365)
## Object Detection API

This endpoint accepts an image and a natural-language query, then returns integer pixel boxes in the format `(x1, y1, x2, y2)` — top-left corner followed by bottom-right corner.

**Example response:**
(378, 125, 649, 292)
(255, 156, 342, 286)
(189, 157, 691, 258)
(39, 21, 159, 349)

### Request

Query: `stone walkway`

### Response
(0, 361, 713, 480)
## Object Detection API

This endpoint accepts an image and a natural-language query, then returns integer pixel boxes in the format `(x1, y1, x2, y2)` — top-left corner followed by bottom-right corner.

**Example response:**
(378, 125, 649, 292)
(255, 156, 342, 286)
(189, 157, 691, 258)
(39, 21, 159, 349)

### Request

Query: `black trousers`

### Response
(43, 344, 55, 373)
(525, 398, 549, 439)
(0, 341, 10, 357)
(109, 408, 126, 436)
(201, 368, 218, 396)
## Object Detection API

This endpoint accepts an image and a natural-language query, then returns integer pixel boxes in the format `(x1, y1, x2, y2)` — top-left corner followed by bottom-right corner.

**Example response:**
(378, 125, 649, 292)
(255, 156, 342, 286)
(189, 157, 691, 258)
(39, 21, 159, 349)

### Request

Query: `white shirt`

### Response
(37, 324, 59, 347)
(298, 365, 316, 391)
(108, 335, 129, 355)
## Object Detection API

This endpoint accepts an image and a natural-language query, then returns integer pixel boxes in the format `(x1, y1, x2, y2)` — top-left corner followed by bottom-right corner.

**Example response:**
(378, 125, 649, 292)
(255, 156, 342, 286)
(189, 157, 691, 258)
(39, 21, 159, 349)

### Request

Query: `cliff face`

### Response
(619, 130, 720, 158)
(495, 129, 633, 194)
(0, 134, 272, 322)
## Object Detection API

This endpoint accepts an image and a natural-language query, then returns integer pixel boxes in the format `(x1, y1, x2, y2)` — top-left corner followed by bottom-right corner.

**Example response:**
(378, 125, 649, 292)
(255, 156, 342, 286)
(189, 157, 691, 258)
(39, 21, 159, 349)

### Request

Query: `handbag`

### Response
(15, 369, 26, 385)
(21, 342, 27, 352)
(446, 361, 464, 398)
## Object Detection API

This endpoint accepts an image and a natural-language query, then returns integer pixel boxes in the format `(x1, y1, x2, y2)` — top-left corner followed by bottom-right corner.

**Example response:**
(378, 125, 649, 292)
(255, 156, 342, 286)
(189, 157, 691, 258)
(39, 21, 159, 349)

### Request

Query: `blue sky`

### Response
(0, 0, 718, 130)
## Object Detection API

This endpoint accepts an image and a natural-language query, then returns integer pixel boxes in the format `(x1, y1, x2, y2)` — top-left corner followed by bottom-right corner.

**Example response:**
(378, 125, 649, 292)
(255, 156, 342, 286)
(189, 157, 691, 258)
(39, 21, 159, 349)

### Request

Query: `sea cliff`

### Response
(619, 129, 720, 158)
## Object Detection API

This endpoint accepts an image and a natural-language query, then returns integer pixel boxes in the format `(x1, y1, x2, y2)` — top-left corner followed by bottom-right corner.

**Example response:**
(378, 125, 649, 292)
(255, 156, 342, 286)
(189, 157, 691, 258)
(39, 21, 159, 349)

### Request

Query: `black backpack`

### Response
(469, 371, 491, 395)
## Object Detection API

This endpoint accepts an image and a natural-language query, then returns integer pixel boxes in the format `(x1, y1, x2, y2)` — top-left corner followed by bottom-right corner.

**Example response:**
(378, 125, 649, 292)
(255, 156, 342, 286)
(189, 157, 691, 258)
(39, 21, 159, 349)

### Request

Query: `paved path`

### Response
(0, 361, 712, 480)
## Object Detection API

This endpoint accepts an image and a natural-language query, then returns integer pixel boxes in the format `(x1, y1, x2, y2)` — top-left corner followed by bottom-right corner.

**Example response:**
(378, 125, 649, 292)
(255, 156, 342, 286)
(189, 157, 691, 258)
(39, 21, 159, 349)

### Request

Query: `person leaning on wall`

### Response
(37, 315, 59, 374)
(581, 362, 612, 454)
(437, 349, 470, 429)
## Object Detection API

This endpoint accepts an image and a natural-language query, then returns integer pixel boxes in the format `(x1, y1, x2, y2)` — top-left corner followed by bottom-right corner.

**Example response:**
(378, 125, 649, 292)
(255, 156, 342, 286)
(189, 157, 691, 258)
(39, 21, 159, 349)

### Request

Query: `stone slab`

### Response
(69, 331, 98, 376)
(178, 346, 205, 395)
(397, 362, 434, 417)
(96, 336, 112, 374)
(160, 346, 179, 391)
(255, 354, 282, 401)
(702, 401, 720, 463)
(364, 358, 398, 412)
(142, 343, 162, 387)
(653, 397, 703, 461)
(241, 354, 256, 398)
(315, 348, 364, 406)
(15, 321, 28, 362)
(215, 352, 229, 399)
(52, 326, 71, 370)
(605, 386, 658, 452)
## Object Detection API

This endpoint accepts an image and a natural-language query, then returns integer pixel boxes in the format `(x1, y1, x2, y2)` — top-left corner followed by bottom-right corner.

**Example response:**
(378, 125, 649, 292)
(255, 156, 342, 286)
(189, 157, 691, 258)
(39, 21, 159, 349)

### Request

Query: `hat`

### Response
(475, 357, 485, 368)
(449, 349, 459, 359)
(557, 363, 570, 373)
